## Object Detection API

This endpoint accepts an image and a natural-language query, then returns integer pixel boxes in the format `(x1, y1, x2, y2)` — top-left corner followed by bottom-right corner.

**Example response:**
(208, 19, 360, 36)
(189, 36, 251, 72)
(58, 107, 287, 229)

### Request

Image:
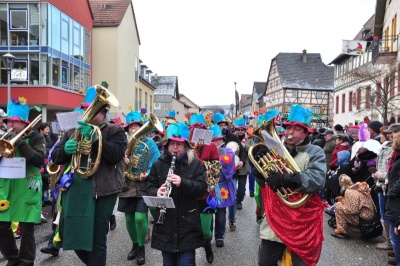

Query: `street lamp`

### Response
(2, 53, 15, 103)
(230, 103, 234, 120)
(370, 91, 376, 120)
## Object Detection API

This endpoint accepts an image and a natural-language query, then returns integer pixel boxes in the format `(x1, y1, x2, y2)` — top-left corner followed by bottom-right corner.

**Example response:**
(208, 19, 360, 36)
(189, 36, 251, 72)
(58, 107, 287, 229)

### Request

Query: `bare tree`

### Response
(349, 57, 400, 125)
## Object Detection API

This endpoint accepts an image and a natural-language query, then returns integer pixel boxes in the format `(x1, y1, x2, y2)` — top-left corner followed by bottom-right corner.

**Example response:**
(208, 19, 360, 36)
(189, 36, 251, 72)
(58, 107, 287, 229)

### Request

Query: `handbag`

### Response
(359, 211, 383, 240)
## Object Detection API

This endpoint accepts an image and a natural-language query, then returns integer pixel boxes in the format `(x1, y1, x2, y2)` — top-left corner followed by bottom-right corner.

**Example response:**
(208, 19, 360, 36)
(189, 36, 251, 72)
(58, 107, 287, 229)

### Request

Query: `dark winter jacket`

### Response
(51, 123, 127, 198)
(16, 130, 46, 168)
(384, 154, 400, 222)
(147, 150, 207, 253)
(312, 135, 326, 149)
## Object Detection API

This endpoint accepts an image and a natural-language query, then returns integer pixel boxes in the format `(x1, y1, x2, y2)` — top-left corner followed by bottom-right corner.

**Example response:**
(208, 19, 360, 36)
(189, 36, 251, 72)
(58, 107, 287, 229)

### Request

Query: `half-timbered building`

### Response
(262, 50, 334, 128)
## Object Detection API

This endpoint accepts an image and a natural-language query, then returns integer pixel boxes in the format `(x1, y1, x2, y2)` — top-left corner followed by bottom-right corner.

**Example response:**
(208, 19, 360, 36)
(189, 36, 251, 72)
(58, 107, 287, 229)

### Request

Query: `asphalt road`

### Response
(0, 190, 388, 266)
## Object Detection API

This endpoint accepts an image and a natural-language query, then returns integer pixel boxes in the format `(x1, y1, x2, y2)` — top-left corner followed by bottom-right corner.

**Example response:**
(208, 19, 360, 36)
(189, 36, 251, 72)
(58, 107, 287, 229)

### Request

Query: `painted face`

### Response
(284, 125, 308, 148)
(167, 140, 187, 158)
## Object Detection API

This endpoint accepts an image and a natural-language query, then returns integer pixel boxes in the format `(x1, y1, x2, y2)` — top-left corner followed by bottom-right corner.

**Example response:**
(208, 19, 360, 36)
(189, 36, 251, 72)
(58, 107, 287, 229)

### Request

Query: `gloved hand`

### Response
(254, 169, 266, 188)
(266, 171, 284, 191)
(77, 121, 93, 139)
(64, 139, 78, 155)
(282, 172, 302, 189)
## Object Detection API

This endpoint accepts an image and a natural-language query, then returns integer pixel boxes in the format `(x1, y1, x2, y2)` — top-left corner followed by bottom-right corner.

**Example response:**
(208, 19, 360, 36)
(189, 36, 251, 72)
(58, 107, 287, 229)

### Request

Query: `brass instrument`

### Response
(124, 113, 163, 181)
(46, 130, 65, 175)
(0, 115, 43, 158)
(248, 118, 311, 208)
(156, 152, 176, 225)
(72, 85, 119, 178)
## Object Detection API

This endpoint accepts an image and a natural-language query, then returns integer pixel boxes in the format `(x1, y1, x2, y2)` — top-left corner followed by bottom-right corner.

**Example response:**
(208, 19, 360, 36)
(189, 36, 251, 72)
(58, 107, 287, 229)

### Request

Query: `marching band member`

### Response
(189, 114, 221, 263)
(118, 110, 160, 265)
(0, 97, 46, 266)
(233, 117, 253, 210)
(147, 122, 207, 266)
(51, 86, 127, 266)
(213, 113, 245, 231)
(253, 105, 326, 266)
(209, 125, 236, 249)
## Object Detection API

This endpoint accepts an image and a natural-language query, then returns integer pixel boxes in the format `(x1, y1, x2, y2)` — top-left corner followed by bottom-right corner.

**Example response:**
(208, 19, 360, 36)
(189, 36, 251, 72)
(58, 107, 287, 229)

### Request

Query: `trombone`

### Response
(0, 115, 43, 158)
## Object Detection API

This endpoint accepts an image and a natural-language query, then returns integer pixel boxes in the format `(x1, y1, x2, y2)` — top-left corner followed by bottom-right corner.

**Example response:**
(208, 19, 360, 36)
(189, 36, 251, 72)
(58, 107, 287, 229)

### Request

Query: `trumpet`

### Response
(156, 153, 176, 225)
(0, 115, 42, 158)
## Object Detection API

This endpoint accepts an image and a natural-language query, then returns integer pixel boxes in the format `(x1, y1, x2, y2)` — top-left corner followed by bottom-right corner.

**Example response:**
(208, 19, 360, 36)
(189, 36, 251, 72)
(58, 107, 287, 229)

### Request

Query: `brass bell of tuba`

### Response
(248, 118, 311, 208)
(46, 130, 65, 175)
(0, 114, 43, 158)
(124, 113, 163, 181)
(71, 85, 119, 178)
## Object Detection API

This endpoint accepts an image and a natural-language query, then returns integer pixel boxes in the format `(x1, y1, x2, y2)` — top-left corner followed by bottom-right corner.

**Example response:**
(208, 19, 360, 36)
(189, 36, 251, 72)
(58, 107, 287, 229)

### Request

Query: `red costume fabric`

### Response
(194, 142, 220, 200)
(262, 187, 325, 266)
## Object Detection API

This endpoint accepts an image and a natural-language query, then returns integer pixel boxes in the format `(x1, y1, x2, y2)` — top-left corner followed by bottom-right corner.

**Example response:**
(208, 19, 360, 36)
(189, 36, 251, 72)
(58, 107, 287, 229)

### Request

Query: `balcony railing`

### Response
(372, 35, 398, 64)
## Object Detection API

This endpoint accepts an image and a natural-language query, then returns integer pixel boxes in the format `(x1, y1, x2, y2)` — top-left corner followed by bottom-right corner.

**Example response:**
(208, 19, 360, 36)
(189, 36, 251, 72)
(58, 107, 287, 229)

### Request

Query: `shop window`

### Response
(11, 59, 28, 84)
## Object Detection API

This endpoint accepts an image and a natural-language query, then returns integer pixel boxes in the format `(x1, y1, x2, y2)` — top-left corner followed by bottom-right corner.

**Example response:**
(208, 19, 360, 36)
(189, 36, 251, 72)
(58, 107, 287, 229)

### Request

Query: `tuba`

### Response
(72, 85, 119, 178)
(248, 118, 311, 208)
(124, 113, 163, 181)
(0, 115, 43, 158)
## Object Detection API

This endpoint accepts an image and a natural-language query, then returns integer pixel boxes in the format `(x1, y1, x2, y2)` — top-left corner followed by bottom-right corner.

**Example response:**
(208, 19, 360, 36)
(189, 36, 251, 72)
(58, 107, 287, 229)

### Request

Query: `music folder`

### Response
(143, 196, 175, 208)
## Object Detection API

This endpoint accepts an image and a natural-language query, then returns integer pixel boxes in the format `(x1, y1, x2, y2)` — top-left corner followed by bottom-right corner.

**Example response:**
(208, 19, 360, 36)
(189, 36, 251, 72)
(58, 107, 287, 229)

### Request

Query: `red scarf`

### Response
(263, 187, 325, 266)
(388, 150, 400, 173)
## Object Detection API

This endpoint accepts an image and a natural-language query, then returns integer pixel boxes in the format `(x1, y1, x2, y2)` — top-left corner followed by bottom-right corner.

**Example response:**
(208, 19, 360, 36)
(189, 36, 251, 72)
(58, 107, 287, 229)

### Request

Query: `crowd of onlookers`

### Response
(310, 116, 400, 265)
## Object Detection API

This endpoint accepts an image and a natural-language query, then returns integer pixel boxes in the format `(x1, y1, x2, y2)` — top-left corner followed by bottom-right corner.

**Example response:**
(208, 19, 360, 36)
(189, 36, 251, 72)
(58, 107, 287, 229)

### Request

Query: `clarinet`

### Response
(156, 153, 177, 225)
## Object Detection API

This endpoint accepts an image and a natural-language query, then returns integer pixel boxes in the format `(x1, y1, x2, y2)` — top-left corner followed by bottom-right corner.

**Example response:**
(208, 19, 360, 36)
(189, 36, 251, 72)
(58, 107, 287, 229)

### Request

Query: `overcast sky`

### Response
(134, 0, 376, 106)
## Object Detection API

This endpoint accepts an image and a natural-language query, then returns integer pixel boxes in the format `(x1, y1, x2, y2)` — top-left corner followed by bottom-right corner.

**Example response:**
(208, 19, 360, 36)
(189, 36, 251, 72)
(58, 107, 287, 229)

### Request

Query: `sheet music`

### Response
(191, 128, 213, 145)
(0, 158, 26, 178)
(260, 130, 285, 158)
(143, 196, 175, 208)
(56, 111, 82, 131)
(51, 121, 61, 134)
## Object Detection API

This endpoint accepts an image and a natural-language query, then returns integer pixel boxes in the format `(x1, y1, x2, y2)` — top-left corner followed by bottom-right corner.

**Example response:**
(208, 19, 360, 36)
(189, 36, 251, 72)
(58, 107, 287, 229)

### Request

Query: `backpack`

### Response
(359, 211, 383, 240)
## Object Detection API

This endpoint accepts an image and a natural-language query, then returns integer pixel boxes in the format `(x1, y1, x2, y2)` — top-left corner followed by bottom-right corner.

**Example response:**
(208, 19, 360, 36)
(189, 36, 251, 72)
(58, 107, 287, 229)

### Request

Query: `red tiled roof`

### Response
(89, 0, 131, 26)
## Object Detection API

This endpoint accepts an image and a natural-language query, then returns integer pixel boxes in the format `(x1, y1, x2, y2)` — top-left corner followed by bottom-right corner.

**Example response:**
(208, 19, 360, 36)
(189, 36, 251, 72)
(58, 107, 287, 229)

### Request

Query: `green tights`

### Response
(125, 212, 148, 247)
(200, 213, 213, 240)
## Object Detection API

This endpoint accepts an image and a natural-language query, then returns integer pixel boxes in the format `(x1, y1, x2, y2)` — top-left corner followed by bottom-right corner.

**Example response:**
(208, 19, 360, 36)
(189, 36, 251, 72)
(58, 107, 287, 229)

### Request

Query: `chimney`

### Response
(302, 49, 307, 64)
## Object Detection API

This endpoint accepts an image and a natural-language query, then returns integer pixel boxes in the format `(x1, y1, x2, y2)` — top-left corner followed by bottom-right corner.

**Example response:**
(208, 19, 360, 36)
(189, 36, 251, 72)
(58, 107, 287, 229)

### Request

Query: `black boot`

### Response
(109, 214, 116, 230)
(127, 243, 138, 260)
(204, 239, 214, 263)
(137, 246, 145, 265)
